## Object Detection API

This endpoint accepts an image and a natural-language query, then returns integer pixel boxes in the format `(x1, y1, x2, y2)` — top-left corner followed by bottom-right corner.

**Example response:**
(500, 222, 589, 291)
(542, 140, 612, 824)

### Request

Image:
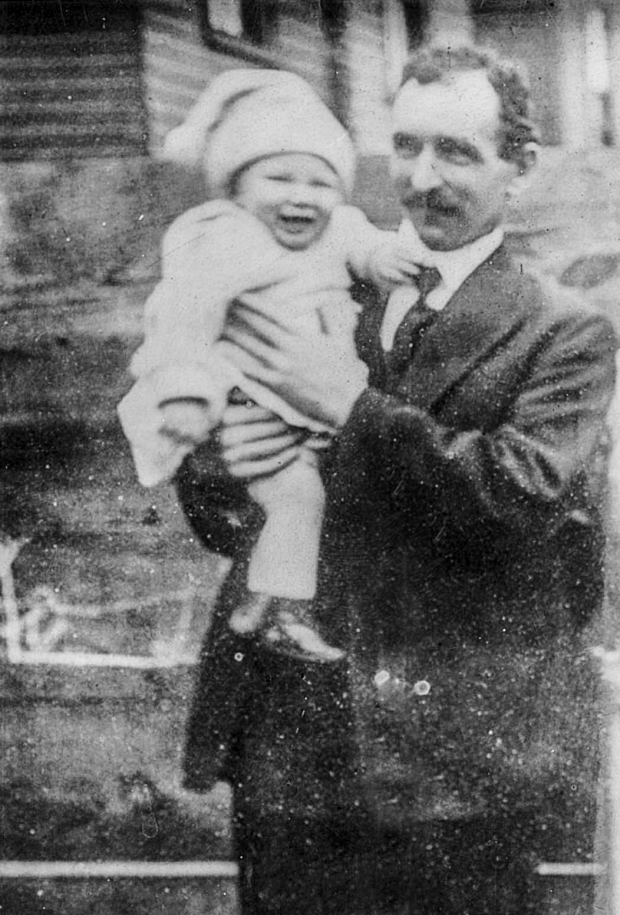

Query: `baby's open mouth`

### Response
(279, 213, 316, 231)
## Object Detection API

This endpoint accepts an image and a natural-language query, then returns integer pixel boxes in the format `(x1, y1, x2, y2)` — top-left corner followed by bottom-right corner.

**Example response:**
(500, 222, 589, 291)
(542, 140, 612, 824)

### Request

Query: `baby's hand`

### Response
(160, 398, 216, 446)
(369, 241, 424, 288)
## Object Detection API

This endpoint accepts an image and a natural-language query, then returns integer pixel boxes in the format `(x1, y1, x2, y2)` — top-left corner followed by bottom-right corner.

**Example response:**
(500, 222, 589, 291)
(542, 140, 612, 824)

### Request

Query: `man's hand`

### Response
(220, 301, 369, 430)
(218, 403, 303, 480)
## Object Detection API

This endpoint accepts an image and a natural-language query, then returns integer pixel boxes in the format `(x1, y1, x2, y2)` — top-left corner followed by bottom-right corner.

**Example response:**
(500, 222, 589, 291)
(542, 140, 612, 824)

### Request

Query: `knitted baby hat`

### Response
(163, 68, 356, 198)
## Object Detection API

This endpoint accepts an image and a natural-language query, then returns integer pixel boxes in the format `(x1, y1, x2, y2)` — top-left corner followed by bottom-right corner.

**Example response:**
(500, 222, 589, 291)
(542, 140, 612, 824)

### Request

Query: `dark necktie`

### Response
(386, 266, 442, 378)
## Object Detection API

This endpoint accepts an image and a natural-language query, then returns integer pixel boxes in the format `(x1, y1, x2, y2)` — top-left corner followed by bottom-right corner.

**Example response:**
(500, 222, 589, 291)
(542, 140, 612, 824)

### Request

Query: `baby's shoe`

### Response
(229, 591, 271, 634)
(259, 597, 344, 663)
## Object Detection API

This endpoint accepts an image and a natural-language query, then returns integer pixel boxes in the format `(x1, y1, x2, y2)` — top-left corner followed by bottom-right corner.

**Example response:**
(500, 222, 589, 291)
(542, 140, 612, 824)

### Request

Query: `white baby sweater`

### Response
(119, 199, 385, 486)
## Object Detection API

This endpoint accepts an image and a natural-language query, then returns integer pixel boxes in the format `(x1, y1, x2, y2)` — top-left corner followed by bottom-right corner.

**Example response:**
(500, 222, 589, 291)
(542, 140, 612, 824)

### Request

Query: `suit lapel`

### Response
(354, 280, 390, 389)
(399, 246, 532, 411)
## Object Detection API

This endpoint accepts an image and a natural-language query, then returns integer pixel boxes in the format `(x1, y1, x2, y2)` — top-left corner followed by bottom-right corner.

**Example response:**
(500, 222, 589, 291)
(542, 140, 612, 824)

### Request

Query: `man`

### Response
(182, 45, 617, 914)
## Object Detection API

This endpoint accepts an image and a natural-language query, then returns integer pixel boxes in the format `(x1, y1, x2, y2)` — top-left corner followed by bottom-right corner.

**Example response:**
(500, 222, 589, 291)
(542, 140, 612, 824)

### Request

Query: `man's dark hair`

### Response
(400, 44, 539, 171)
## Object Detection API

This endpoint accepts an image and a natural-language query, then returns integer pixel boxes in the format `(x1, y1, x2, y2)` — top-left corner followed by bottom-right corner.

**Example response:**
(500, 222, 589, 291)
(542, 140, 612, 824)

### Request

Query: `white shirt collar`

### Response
(396, 219, 504, 309)
(381, 222, 504, 351)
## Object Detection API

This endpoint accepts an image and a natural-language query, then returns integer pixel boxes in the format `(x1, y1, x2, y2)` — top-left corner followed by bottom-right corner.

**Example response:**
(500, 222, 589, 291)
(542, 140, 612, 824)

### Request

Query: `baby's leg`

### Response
(228, 447, 343, 662)
(247, 448, 325, 599)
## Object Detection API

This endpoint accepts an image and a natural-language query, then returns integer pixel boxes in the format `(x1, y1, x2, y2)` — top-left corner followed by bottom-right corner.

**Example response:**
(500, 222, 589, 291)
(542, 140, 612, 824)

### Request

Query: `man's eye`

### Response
(436, 139, 479, 164)
(392, 133, 422, 157)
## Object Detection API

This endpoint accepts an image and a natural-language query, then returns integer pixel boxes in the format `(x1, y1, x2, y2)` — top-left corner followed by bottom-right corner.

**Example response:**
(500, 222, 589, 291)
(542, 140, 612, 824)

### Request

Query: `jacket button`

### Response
(373, 670, 391, 688)
(412, 680, 431, 696)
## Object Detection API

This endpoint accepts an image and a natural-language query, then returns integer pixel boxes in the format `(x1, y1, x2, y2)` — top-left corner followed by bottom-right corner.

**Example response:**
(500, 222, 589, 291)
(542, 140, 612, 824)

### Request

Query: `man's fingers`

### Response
(226, 446, 300, 480)
(219, 410, 294, 449)
(220, 328, 273, 365)
(398, 265, 422, 280)
(222, 428, 301, 458)
(382, 267, 410, 284)
(218, 335, 278, 378)
(221, 403, 278, 427)
(218, 401, 302, 479)
(230, 299, 288, 336)
(226, 302, 292, 351)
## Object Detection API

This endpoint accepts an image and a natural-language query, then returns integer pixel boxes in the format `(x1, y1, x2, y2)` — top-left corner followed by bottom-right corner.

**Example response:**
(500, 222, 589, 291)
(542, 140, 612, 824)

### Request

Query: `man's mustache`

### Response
(402, 189, 459, 214)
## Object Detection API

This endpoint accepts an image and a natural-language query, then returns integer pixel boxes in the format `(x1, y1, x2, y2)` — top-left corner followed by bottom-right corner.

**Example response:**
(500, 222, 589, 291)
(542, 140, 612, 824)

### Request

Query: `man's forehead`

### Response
(392, 70, 502, 139)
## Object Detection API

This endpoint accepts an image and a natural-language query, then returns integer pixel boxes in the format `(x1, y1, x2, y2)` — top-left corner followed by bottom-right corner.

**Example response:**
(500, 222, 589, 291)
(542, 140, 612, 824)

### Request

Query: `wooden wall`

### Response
(0, 0, 148, 160)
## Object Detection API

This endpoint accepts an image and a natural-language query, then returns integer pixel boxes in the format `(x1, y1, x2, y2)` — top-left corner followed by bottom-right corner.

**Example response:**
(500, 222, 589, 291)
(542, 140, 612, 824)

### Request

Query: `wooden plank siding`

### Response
(0, 0, 405, 167)
(0, 2, 148, 161)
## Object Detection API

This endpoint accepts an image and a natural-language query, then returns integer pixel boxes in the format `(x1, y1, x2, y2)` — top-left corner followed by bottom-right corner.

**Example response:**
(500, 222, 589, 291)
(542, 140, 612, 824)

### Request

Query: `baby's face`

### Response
(233, 153, 344, 251)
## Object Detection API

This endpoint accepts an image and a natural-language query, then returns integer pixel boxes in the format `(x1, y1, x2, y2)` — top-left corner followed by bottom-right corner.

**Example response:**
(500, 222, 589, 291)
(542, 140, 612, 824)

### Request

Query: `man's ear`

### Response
(518, 141, 538, 177)
(507, 142, 538, 199)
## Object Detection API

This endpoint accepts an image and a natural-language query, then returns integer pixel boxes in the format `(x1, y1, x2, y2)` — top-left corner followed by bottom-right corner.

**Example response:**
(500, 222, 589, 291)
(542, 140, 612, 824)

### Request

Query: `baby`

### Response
(118, 69, 421, 662)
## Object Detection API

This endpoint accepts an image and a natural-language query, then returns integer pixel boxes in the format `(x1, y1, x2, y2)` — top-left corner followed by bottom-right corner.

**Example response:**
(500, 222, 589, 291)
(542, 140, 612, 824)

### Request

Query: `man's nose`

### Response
(407, 148, 441, 192)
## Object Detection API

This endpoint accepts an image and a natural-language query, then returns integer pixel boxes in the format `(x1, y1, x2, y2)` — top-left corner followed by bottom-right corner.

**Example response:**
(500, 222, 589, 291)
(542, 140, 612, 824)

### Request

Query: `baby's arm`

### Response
(336, 205, 427, 289)
(132, 200, 295, 410)
(132, 204, 242, 376)
(119, 203, 254, 486)
(117, 375, 225, 489)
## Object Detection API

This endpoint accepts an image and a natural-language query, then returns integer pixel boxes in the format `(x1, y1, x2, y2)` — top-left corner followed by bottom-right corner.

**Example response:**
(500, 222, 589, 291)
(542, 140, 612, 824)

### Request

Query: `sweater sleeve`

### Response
(119, 202, 288, 487)
(131, 201, 290, 377)
(334, 205, 397, 281)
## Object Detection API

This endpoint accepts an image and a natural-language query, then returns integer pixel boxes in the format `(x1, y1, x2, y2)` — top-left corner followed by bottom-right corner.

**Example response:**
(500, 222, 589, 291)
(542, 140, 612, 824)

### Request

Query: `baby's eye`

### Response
(267, 173, 292, 183)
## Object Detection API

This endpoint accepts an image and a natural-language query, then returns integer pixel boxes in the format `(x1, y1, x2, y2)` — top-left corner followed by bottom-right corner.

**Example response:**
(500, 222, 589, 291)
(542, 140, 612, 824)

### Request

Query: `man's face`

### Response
(390, 70, 520, 251)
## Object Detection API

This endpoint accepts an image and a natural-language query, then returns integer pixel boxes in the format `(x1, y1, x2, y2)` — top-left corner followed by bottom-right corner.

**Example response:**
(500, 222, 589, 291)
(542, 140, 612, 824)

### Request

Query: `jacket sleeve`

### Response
(333, 311, 617, 535)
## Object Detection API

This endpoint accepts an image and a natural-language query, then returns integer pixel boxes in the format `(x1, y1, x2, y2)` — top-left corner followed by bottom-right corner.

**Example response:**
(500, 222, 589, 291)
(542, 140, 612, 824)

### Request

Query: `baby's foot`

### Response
(259, 598, 344, 663)
(229, 591, 271, 634)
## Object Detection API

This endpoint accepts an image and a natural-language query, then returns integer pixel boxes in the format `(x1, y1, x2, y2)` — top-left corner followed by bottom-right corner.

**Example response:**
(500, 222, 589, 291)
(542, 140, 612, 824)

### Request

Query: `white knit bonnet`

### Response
(162, 69, 356, 199)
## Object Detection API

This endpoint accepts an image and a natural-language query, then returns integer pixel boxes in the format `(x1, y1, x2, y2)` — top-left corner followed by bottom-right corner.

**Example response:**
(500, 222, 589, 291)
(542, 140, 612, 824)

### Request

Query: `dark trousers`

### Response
(233, 805, 594, 915)
(216, 651, 594, 915)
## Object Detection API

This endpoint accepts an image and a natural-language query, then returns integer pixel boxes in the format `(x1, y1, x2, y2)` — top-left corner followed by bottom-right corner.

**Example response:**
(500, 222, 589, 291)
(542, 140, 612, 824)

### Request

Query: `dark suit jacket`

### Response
(180, 245, 617, 840)
(317, 244, 617, 825)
